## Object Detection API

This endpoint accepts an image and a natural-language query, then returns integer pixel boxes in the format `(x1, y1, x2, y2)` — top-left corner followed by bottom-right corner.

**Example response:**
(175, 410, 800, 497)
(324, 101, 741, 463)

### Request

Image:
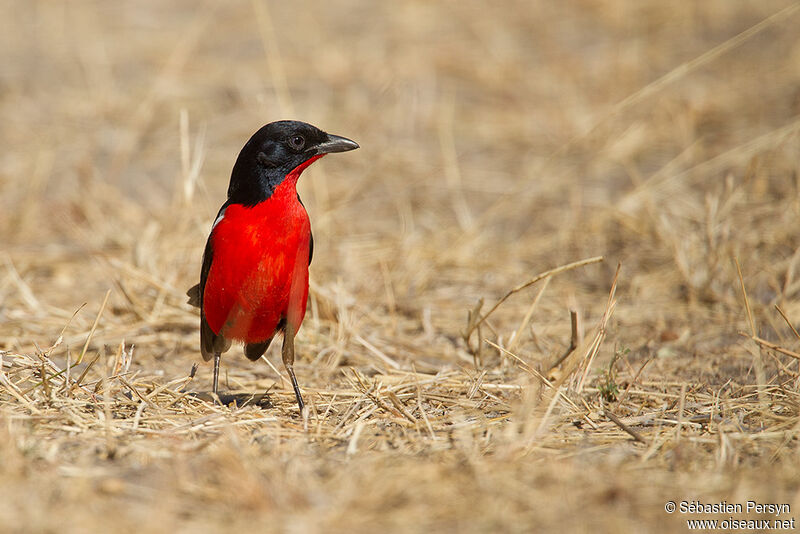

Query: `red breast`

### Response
(203, 170, 312, 343)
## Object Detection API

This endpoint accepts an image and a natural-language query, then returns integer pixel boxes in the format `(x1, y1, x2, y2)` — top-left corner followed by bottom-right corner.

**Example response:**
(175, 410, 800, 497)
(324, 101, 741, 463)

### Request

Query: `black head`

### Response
(227, 120, 359, 205)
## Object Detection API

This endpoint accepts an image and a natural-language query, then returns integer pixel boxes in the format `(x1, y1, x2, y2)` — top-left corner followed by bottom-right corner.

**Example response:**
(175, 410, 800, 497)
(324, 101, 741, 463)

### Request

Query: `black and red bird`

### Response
(187, 121, 359, 411)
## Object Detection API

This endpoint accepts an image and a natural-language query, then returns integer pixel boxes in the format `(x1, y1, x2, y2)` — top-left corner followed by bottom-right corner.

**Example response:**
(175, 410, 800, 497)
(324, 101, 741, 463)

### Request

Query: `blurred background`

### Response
(2, 1, 800, 324)
(2, 1, 800, 532)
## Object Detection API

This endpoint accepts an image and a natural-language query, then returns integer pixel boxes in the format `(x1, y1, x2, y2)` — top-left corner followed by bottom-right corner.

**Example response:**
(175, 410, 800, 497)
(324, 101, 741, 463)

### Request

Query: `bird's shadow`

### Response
(187, 391, 273, 409)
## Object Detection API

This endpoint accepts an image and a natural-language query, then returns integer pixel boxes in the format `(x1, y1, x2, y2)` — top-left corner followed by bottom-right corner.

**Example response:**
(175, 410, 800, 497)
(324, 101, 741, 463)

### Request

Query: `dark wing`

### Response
(198, 236, 218, 361)
(308, 228, 313, 265)
(187, 204, 231, 361)
(297, 194, 313, 266)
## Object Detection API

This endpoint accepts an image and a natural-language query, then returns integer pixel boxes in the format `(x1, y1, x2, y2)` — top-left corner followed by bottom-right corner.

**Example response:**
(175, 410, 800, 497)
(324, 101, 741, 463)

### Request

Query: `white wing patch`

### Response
(211, 209, 226, 230)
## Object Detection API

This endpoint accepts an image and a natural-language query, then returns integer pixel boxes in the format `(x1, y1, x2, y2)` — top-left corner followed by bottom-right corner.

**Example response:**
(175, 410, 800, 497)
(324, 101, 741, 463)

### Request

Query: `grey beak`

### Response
(313, 134, 360, 155)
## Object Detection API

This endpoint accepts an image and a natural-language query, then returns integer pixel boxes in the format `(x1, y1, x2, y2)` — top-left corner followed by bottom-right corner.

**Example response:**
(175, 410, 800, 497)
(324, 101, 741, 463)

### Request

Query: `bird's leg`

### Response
(282, 325, 305, 412)
(212, 352, 221, 396)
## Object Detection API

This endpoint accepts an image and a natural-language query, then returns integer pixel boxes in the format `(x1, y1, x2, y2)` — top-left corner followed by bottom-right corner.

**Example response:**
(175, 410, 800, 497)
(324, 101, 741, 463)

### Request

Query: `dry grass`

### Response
(3, 1, 800, 532)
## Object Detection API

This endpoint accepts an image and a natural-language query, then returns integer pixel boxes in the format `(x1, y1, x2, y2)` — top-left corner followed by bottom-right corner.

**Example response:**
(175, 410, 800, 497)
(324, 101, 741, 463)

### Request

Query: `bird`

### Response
(186, 120, 359, 412)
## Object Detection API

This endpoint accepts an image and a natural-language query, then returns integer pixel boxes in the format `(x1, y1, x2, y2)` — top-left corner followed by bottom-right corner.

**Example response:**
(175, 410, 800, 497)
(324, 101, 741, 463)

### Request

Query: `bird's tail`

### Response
(186, 284, 201, 308)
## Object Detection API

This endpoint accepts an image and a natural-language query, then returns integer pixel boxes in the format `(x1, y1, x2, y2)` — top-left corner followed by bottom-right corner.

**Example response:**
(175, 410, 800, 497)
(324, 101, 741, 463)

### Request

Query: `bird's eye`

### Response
(289, 135, 305, 150)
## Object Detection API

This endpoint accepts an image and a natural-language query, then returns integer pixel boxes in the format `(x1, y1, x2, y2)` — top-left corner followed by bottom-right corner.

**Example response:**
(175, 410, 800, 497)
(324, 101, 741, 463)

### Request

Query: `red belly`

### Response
(203, 181, 310, 343)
